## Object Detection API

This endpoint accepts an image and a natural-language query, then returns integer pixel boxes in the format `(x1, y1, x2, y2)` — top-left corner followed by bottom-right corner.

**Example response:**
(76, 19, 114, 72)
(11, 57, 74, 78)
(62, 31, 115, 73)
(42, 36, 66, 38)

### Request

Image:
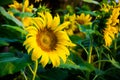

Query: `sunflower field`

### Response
(0, 0, 120, 80)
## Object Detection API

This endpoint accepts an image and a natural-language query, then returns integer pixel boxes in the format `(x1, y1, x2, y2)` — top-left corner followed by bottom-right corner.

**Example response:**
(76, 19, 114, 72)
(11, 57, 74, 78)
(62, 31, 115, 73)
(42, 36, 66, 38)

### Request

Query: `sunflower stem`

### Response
(88, 35, 93, 63)
(113, 36, 117, 57)
(95, 47, 101, 70)
(92, 60, 110, 65)
(32, 60, 38, 80)
(21, 70, 28, 80)
(28, 64, 34, 74)
(88, 45, 92, 63)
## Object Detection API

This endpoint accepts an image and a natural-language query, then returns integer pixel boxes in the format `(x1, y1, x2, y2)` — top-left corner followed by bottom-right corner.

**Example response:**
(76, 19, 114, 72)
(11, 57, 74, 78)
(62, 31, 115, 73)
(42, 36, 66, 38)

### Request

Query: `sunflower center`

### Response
(37, 29, 57, 52)
(65, 24, 72, 30)
(76, 19, 85, 25)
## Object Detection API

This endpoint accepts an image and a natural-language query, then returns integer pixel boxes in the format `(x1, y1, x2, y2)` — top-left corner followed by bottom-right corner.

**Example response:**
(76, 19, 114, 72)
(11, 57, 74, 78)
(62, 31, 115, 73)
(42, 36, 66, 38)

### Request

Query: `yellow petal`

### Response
(40, 53, 49, 67)
(37, 12, 46, 27)
(55, 22, 70, 32)
(80, 13, 85, 19)
(31, 49, 41, 61)
(56, 31, 70, 41)
(24, 0, 29, 8)
(56, 44, 70, 55)
(46, 12, 53, 28)
(25, 26, 38, 34)
(9, 1, 19, 8)
(22, 17, 32, 27)
(51, 14, 60, 30)
(49, 53, 60, 67)
(27, 47, 33, 54)
(57, 50, 67, 63)
(32, 18, 44, 30)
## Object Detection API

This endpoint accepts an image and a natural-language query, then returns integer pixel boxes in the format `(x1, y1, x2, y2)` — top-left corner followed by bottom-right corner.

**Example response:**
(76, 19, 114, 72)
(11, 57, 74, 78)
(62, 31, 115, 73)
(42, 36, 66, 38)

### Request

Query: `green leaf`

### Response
(2, 25, 26, 35)
(59, 51, 95, 72)
(0, 38, 18, 43)
(0, 52, 15, 60)
(15, 12, 33, 18)
(69, 35, 83, 44)
(110, 58, 120, 69)
(8, 8, 33, 18)
(78, 25, 94, 34)
(0, 25, 25, 40)
(0, 52, 32, 76)
(83, 0, 99, 5)
(59, 59, 80, 69)
(0, 40, 9, 47)
(0, 6, 23, 27)
(59, 59, 95, 72)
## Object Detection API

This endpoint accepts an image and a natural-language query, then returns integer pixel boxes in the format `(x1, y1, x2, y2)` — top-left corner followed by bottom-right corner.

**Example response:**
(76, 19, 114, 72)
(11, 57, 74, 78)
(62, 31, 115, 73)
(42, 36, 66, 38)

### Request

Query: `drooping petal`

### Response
(56, 31, 70, 41)
(46, 12, 53, 28)
(56, 50, 67, 63)
(54, 22, 70, 32)
(49, 53, 60, 67)
(51, 14, 60, 30)
(40, 53, 49, 67)
(56, 44, 70, 56)
(31, 49, 42, 61)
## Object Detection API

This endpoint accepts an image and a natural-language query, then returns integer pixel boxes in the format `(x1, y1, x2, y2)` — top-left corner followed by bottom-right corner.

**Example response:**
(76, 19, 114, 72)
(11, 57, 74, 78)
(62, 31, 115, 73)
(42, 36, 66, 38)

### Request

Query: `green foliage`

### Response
(0, 0, 120, 80)
(0, 25, 25, 41)
(0, 6, 23, 26)
(2, 25, 26, 35)
(0, 52, 32, 77)
(0, 0, 13, 6)
(0, 40, 9, 47)
(59, 58, 95, 72)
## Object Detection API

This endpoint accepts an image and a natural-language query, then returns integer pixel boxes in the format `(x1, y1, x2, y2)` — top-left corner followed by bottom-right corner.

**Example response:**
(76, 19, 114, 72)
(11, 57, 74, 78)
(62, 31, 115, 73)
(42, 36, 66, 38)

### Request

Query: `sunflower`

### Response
(22, 17, 32, 27)
(64, 14, 77, 35)
(103, 25, 118, 46)
(103, 7, 119, 46)
(100, 3, 113, 12)
(106, 8, 119, 26)
(76, 13, 92, 25)
(23, 12, 75, 67)
(9, 0, 33, 12)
